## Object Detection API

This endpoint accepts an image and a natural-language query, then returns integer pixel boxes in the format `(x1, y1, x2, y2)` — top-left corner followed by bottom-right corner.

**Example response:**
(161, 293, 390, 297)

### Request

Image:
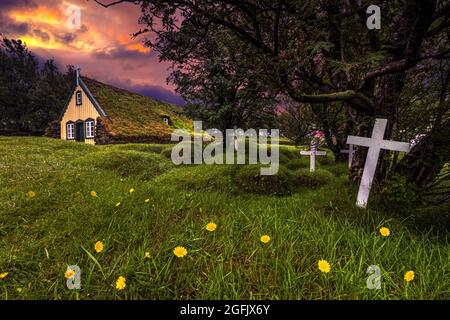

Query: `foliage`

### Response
(0, 38, 74, 135)
(381, 175, 422, 212)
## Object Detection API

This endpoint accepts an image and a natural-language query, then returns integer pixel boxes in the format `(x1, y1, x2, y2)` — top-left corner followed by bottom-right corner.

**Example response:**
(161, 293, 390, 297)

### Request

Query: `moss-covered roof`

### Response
(81, 77, 191, 142)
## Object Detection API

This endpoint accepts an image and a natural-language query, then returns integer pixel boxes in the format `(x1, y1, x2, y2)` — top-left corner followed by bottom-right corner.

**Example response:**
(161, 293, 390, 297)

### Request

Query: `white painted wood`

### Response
(300, 150, 327, 172)
(346, 119, 411, 208)
(340, 144, 354, 169)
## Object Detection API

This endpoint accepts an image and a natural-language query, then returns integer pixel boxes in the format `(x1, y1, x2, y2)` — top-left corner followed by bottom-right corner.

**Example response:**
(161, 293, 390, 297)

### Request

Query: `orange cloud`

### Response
(10, 6, 62, 26)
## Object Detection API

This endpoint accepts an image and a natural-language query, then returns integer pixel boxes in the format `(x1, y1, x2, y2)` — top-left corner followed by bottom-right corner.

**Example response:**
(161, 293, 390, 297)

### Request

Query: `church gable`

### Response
(60, 72, 107, 144)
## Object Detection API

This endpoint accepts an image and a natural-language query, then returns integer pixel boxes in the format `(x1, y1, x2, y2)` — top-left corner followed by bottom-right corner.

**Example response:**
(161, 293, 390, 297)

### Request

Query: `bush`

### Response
(381, 175, 422, 212)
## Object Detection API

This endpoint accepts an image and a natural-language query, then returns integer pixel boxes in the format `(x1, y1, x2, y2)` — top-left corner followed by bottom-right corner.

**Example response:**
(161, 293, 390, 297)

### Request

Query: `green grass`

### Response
(0, 137, 448, 299)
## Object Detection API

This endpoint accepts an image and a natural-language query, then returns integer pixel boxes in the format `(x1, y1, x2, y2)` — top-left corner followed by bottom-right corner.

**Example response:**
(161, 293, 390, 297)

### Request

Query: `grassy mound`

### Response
(74, 149, 173, 180)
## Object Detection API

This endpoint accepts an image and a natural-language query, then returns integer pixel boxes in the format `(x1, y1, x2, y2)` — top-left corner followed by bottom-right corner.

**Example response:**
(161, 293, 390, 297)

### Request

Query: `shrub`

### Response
(381, 175, 422, 212)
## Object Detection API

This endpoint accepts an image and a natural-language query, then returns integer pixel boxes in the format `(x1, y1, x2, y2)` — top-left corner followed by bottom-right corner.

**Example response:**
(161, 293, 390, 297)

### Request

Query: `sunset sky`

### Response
(0, 0, 185, 105)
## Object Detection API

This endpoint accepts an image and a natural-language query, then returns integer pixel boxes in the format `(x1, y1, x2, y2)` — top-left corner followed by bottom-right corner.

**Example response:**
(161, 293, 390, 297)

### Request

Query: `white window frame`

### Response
(85, 120, 95, 138)
(67, 123, 74, 140)
(76, 91, 82, 105)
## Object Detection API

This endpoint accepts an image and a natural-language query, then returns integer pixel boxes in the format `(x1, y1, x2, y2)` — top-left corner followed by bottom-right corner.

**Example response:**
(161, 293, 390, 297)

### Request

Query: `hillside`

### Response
(0, 137, 448, 299)
(81, 77, 192, 143)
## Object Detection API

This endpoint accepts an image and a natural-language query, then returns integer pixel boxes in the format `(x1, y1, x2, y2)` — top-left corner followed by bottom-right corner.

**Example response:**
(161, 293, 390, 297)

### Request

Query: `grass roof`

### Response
(82, 77, 192, 141)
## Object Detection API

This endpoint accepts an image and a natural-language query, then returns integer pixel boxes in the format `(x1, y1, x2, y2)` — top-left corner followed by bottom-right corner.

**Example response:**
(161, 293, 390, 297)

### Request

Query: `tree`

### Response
(95, 0, 450, 186)
(0, 38, 74, 135)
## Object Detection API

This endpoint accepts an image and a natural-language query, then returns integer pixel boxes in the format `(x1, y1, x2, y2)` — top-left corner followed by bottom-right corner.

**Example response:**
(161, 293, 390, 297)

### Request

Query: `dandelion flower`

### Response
(260, 235, 271, 244)
(129, 188, 135, 194)
(116, 276, 126, 290)
(27, 191, 36, 198)
(144, 198, 150, 203)
(65, 268, 75, 279)
(144, 251, 151, 259)
(0, 272, 8, 279)
(115, 202, 121, 207)
(90, 190, 98, 197)
(379, 227, 390, 237)
(173, 246, 188, 258)
(205, 222, 217, 232)
(404, 270, 415, 282)
(318, 260, 331, 273)
(94, 241, 104, 253)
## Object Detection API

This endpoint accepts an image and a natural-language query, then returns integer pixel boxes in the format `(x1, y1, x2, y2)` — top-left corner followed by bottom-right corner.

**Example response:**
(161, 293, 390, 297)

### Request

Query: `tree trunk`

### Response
(395, 118, 450, 186)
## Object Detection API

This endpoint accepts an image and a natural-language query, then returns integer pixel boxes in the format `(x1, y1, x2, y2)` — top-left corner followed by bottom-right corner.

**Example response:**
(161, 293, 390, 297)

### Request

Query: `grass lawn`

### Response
(0, 137, 448, 299)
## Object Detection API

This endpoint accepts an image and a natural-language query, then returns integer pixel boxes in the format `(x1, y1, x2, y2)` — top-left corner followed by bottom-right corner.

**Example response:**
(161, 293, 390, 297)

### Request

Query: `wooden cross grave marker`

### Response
(346, 118, 411, 209)
(340, 144, 355, 169)
(300, 146, 327, 173)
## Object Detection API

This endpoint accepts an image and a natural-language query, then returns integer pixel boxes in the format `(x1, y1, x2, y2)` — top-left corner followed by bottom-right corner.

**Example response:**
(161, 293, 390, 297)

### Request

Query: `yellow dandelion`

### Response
(0, 272, 9, 279)
(115, 202, 121, 207)
(144, 251, 151, 259)
(27, 191, 36, 198)
(260, 235, 271, 244)
(205, 222, 217, 232)
(144, 198, 150, 203)
(90, 190, 98, 197)
(379, 227, 390, 237)
(318, 259, 331, 273)
(116, 276, 126, 290)
(173, 246, 188, 258)
(404, 270, 415, 282)
(129, 188, 135, 193)
(64, 268, 75, 279)
(94, 241, 104, 253)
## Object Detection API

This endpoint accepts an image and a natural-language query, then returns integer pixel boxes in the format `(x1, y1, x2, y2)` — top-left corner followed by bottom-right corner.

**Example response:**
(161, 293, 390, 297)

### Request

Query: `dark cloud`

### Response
(0, 0, 37, 10)
(55, 32, 78, 44)
(0, 13, 31, 36)
(33, 28, 50, 42)
(133, 84, 186, 106)
(110, 79, 185, 106)
(93, 45, 155, 60)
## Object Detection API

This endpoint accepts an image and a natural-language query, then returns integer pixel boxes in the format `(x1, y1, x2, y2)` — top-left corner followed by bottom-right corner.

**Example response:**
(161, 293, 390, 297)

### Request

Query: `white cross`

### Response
(300, 148, 327, 172)
(347, 119, 411, 208)
(340, 144, 355, 169)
